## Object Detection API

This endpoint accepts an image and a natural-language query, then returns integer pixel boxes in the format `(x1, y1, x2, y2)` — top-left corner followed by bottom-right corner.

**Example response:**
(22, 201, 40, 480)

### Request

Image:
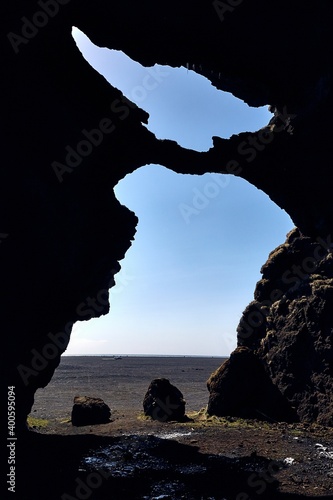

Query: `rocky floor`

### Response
(17, 411, 333, 499)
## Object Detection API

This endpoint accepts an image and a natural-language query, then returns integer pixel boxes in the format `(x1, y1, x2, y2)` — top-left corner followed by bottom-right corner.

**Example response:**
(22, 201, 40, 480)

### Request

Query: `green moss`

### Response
(27, 416, 49, 429)
(137, 412, 151, 421)
(187, 408, 272, 430)
(59, 418, 71, 424)
(288, 428, 303, 436)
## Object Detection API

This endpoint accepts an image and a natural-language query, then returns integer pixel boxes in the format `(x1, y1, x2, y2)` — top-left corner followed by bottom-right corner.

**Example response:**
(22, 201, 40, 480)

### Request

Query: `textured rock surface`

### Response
(209, 230, 333, 425)
(71, 396, 111, 426)
(236, 229, 333, 425)
(207, 346, 297, 422)
(143, 378, 186, 422)
(1, 1, 333, 427)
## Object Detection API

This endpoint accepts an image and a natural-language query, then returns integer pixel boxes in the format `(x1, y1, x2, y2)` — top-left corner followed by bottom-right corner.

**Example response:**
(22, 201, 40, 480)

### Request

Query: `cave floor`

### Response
(17, 411, 333, 500)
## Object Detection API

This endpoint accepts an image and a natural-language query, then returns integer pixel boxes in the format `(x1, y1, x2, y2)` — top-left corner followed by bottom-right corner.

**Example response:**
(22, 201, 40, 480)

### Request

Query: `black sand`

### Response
(31, 356, 226, 421)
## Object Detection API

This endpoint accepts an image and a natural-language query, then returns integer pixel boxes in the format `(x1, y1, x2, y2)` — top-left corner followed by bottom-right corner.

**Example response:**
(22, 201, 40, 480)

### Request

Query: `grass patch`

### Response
(137, 407, 274, 431)
(27, 416, 49, 429)
(137, 412, 151, 421)
(187, 408, 273, 430)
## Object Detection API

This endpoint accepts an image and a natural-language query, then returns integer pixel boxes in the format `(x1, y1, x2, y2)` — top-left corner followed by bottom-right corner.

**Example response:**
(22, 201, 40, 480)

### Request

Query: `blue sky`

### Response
(65, 28, 293, 356)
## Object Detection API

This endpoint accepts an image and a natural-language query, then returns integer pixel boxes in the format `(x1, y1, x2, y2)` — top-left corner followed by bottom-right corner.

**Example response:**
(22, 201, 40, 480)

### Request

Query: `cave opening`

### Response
(5, 8, 333, 495)
(65, 29, 293, 357)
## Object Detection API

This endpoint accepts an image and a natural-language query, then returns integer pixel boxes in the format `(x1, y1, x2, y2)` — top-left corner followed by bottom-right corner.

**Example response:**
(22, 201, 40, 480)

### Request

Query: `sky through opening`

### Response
(64, 28, 294, 356)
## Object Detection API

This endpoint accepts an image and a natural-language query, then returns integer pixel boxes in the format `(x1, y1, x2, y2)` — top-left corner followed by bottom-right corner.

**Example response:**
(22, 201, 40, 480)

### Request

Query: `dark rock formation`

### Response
(209, 230, 333, 425)
(71, 396, 111, 426)
(207, 346, 297, 422)
(236, 229, 333, 426)
(1, 1, 333, 428)
(143, 378, 186, 422)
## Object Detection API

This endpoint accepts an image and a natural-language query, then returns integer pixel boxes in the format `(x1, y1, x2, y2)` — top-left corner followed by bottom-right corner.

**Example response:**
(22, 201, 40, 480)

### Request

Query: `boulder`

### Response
(143, 378, 186, 422)
(207, 347, 297, 422)
(71, 396, 111, 426)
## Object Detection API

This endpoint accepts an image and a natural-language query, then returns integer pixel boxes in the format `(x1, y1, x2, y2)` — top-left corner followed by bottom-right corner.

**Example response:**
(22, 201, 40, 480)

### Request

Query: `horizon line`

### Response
(62, 353, 228, 358)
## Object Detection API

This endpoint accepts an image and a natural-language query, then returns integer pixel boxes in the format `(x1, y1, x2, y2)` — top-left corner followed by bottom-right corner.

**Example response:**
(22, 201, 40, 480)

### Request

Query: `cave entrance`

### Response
(67, 29, 293, 356)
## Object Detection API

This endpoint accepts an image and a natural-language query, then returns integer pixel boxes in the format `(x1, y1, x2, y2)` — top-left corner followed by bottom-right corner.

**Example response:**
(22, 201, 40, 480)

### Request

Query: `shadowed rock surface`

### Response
(237, 229, 333, 426)
(1, 0, 333, 430)
(207, 347, 297, 423)
(209, 230, 333, 425)
(71, 396, 111, 426)
(143, 378, 186, 422)
(18, 432, 325, 500)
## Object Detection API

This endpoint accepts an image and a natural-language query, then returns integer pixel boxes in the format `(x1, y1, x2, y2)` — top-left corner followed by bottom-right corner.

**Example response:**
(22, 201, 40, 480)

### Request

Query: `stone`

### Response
(143, 378, 186, 422)
(71, 396, 111, 426)
(207, 347, 297, 422)
(231, 229, 333, 425)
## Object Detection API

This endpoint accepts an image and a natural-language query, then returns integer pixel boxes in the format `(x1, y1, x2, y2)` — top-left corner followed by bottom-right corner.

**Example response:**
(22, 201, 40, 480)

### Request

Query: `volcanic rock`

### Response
(207, 347, 297, 422)
(71, 396, 111, 426)
(143, 378, 186, 422)
(234, 229, 333, 426)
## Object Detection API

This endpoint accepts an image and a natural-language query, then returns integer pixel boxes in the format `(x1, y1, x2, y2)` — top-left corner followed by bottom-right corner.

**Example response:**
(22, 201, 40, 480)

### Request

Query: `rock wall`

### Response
(1, 1, 333, 427)
(236, 229, 333, 425)
(208, 230, 333, 425)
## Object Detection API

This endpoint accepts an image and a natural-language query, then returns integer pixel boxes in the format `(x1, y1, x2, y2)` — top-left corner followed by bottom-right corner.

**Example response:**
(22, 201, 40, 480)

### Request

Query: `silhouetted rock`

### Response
(207, 229, 333, 426)
(207, 347, 297, 422)
(71, 396, 111, 426)
(235, 229, 333, 426)
(143, 378, 186, 422)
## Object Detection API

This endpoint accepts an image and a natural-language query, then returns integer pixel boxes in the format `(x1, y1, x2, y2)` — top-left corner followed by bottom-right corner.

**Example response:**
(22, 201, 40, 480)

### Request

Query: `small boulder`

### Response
(71, 396, 111, 426)
(143, 378, 186, 422)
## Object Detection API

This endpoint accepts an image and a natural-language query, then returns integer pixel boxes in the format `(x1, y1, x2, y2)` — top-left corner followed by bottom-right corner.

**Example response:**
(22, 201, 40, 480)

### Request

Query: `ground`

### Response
(23, 409, 333, 499)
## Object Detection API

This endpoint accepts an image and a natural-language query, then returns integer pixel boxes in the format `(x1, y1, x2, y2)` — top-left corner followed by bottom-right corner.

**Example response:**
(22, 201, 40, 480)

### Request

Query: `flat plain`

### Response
(31, 355, 225, 421)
